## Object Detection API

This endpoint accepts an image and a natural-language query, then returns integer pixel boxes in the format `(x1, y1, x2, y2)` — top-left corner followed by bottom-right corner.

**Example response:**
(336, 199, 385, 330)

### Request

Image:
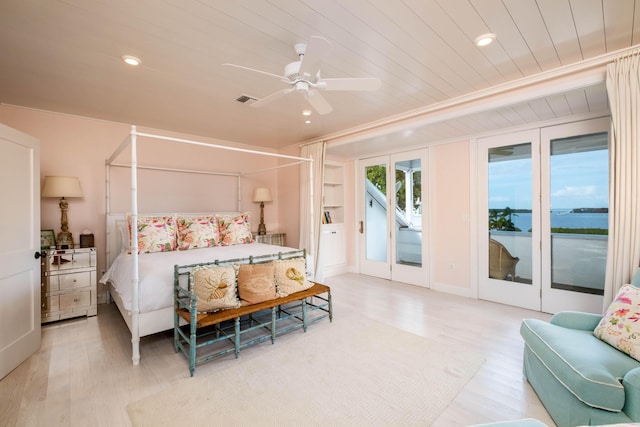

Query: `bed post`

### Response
(237, 176, 242, 212)
(130, 125, 141, 366)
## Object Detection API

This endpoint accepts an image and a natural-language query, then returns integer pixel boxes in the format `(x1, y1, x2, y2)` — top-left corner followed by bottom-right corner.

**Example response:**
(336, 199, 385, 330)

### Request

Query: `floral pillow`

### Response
(176, 215, 219, 250)
(216, 212, 254, 246)
(190, 265, 239, 312)
(593, 284, 640, 361)
(273, 257, 312, 297)
(129, 215, 177, 254)
(236, 262, 276, 304)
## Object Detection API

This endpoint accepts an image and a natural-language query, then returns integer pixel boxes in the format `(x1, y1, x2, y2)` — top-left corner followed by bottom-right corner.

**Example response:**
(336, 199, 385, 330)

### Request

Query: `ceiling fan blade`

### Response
(250, 88, 294, 108)
(317, 77, 381, 91)
(304, 89, 333, 115)
(222, 63, 285, 82)
(299, 36, 332, 80)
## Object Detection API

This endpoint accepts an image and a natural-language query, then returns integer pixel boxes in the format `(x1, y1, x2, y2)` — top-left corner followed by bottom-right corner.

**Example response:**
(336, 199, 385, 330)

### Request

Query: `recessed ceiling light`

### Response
(305, 120, 311, 124)
(122, 55, 141, 66)
(302, 110, 312, 116)
(474, 33, 496, 47)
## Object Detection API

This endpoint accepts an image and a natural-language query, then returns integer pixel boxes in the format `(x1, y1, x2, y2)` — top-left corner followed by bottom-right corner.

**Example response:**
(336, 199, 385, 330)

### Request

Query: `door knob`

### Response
(359, 221, 364, 234)
(34, 251, 45, 259)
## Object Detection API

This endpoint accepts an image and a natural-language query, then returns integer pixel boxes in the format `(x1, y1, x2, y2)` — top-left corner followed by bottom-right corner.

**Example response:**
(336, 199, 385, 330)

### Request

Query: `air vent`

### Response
(236, 94, 257, 104)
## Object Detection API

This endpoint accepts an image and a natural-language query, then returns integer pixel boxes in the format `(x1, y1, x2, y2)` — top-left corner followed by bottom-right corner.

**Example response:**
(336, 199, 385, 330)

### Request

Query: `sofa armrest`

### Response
(623, 367, 640, 421)
(549, 311, 603, 331)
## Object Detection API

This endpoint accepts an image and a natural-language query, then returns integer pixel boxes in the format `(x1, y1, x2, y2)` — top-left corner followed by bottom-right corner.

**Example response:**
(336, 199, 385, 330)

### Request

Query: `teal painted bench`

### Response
(174, 272, 332, 376)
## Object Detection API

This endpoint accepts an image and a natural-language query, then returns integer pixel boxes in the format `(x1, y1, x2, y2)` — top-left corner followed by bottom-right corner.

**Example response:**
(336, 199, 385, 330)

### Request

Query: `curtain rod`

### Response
(299, 140, 325, 148)
(615, 48, 640, 61)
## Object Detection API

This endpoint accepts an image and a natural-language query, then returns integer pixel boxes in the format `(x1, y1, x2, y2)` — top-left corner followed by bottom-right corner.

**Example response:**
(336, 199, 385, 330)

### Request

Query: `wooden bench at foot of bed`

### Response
(174, 283, 332, 376)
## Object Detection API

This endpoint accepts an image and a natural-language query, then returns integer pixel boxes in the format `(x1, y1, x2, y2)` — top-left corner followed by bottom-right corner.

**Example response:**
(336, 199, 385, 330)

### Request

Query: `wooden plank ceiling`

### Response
(0, 0, 637, 156)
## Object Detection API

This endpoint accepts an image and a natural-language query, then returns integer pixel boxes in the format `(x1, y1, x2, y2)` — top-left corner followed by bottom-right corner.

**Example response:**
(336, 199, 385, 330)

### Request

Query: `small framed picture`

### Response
(40, 229, 56, 249)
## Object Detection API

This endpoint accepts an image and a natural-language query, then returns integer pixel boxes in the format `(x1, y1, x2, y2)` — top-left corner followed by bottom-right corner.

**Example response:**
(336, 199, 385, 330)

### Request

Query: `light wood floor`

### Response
(1, 273, 556, 426)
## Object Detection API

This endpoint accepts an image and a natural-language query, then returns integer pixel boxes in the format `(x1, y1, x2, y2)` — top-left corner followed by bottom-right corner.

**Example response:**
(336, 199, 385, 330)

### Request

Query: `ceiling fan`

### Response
(223, 36, 381, 115)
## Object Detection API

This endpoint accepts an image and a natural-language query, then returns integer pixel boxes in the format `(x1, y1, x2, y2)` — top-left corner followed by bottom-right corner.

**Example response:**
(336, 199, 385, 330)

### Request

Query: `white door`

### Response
(478, 129, 542, 311)
(0, 123, 41, 379)
(358, 149, 429, 286)
(359, 156, 391, 279)
(478, 118, 609, 313)
(540, 118, 609, 313)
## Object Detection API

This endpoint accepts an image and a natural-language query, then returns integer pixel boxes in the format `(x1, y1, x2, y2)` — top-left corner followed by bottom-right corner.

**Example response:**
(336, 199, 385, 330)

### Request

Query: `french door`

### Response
(358, 149, 428, 286)
(478, 117, 609, 313)
(478, 129, 542, 311)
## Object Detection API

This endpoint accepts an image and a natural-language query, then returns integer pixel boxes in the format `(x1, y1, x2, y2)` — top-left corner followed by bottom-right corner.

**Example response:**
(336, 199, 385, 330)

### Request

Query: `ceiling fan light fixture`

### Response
(475, 33, 496, 47)
(122, 55, 141, 66)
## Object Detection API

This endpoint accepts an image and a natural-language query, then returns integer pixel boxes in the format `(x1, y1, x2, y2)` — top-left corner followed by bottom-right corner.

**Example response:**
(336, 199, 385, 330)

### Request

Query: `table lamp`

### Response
(42, 176, 83, 248)
(252, 187, 272, 235)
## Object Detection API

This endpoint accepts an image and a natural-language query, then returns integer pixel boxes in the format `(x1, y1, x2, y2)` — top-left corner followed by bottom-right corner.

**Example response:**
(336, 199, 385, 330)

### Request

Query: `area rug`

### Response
(127, 315, 485, 426)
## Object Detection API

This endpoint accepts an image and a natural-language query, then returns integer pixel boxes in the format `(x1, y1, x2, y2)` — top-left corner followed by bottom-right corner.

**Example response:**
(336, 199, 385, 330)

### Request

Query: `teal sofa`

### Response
(520, 288, 640, 426)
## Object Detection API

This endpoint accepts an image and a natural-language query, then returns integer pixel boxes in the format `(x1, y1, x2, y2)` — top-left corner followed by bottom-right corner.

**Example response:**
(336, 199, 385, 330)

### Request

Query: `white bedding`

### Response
(99, 242, 300, 313)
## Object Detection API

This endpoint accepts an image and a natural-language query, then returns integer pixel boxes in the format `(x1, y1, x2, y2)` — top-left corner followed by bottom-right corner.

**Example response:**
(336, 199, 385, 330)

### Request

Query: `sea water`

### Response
(508, 211, 608, 232)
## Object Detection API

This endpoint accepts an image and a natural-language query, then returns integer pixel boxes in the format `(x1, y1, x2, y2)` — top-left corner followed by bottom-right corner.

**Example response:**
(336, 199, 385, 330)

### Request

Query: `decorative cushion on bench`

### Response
(274, 257, 312, 296)
(237, 262, 277, 304)
(521, 318, 640, 412)
(190, 264, 240, 312)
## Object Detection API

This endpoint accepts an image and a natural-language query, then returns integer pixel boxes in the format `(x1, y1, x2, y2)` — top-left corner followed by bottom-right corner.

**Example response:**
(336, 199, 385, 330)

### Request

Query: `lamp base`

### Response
(258, 223, 266, 235)
(57, 231, 73, 249)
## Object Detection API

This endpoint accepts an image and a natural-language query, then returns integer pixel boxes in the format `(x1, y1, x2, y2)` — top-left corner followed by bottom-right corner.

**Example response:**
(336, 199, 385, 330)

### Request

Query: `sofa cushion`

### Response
(521, 318, 640, 412)
(631, 268, 640, 288)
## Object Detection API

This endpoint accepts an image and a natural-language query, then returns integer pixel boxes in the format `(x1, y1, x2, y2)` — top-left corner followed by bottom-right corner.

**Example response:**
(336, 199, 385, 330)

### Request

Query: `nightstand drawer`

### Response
(46, 248, 96, 272)
(43, 271, 93, 292)
(57, 271, 92, 291)
(59, 291, 91, 310)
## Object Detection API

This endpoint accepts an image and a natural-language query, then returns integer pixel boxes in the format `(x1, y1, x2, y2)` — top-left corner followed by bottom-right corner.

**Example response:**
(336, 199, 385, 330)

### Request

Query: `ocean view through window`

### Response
(488, 130, 608, 296)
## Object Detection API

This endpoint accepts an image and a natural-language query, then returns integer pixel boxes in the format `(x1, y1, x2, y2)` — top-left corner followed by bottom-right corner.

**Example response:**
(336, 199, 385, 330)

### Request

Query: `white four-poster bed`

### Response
(101, 126, 314, 366)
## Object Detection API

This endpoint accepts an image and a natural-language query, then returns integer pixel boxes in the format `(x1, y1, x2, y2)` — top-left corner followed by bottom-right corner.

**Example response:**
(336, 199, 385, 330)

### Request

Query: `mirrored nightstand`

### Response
(254, 232, 286, 246)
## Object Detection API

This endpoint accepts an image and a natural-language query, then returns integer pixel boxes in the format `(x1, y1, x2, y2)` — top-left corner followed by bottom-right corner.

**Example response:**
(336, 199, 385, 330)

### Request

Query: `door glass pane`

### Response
(550, 132, 608, 295)
(488, 143, 532, 283)
(365, 164, 387, 262)
(395, 159, 422, 267)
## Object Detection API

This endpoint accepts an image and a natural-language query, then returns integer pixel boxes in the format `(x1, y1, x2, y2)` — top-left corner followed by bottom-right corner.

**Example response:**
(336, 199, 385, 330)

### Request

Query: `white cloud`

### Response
(552, 185, 596, 197)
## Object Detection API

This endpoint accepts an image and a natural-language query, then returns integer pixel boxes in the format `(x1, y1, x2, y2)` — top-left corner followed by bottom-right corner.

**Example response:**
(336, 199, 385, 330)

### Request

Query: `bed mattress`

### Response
(99, 242, 300, 313)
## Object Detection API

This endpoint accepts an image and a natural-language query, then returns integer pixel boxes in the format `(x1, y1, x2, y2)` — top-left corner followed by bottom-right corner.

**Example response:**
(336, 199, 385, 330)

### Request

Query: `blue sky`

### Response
(489, 149, 608, 210)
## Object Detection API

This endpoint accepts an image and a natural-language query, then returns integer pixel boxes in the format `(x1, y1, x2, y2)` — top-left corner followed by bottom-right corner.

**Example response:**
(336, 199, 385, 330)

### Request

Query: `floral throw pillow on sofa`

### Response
(176, 215, 219, 250)
(216, 212, 254, 246)
(593, 284, 640, 361)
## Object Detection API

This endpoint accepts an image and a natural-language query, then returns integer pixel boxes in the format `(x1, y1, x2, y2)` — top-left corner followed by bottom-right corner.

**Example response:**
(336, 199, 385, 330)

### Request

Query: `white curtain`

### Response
(604, 51, 640, 307)
(299, 141, 326, 281)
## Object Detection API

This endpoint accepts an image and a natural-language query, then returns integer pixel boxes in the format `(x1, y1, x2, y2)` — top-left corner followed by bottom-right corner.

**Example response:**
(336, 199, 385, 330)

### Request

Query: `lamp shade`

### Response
(42, 176, 83, 198)
(252, 187, 272, 203)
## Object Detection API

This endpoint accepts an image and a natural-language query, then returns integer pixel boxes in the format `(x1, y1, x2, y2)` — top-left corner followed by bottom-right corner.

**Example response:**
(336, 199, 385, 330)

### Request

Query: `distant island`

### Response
(489, 208, 608, 214)
(571, 208, 608, 213)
